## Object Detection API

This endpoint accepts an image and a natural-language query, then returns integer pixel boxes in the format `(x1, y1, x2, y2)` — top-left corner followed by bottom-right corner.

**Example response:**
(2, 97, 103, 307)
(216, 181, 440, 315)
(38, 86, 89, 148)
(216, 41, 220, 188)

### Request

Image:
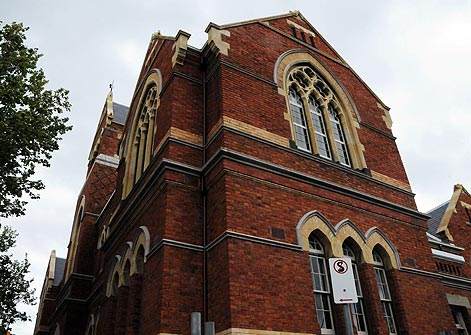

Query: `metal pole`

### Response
(191, 312, 201, 335)
(205, 322, 215, 335)
(343, 304, 354, 335)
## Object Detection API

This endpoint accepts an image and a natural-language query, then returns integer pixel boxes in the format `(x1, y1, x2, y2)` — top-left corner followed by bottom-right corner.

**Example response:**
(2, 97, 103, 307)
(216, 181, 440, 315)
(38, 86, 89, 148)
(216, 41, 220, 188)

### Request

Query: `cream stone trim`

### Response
(172, 30, 191, 67)
(207, 116, 290, 148)
(65, 195, 86, 281)
(95, 154, 119, 168)
(436, 184, 464, 242)
(460, 200, 471, 210)
(153, 127, 203, 155)
(377, 102, 393, 130)
(106, 255, 121, 297)
(365, 227, 400, 269)
(216, 328, 316, 335)
(274, 50, 367, 170)
(296, 211, 400, 269)
(206, 25, 230, 56)
(447, 293, 471, 308)
(106, 227, 151, 295)
(120, 242, 133, 286)
(369, 170, 412, 192)
(145, 37, 160, 68)
(286, 19, 315, 37)
(123, 71, 162, 198)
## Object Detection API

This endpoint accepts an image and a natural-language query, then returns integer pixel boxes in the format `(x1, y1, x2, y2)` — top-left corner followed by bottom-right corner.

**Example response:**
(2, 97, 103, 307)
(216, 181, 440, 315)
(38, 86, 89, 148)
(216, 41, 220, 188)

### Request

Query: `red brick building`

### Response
(34, 12, 471, 335)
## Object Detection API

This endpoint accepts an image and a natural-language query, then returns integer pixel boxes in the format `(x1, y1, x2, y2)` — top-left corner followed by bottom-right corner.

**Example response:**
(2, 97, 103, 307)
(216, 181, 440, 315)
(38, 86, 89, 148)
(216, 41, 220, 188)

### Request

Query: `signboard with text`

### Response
(329, 257, 358, 304)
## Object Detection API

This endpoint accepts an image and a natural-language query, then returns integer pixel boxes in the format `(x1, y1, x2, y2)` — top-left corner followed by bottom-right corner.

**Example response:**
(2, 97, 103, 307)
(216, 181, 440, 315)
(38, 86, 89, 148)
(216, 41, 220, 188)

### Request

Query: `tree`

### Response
(0, 225, 35, 333)
(0, 21, 72, 218)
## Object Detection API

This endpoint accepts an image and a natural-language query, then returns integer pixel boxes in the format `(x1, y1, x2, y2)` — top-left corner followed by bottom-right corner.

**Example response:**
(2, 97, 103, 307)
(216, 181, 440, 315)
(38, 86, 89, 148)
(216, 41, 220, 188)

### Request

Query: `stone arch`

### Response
(296, 212, 399, 268)
(120, 242, 133, 286)
(106, 255, 121, 297)
(274, 49, 366, 170)
(135, 244, 146, 275)
(335, 219, 371, 262)
(65, 195, 86, 280)
(123, 70, 162, 197)
(131, 226, 150, 274)
(308, 228, 335, 258)
(365, 227, 400, 269)
(296, 210, 336, 252)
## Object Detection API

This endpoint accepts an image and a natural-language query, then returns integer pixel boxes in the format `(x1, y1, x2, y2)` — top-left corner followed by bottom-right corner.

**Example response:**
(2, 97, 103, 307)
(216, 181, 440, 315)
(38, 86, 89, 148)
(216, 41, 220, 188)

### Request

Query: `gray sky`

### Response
(2, 1, 471, 334)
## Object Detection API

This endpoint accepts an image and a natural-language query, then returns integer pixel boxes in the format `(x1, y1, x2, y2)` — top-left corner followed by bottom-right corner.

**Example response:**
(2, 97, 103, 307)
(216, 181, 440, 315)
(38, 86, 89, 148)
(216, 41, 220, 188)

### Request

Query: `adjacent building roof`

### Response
(53, 257, 66, 286)
(112, 102, 129, 125)
(427, 201, 449, 237)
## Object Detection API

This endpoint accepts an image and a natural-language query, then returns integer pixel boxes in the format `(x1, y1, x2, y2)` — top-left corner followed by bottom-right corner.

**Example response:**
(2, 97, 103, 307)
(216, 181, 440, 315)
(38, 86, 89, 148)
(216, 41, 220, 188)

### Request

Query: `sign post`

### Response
(329, 257, 357, 335)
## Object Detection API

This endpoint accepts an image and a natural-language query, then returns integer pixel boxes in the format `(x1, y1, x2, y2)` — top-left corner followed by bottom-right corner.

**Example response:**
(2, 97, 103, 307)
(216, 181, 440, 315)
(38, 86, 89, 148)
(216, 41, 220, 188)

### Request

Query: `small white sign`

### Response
(329, 257, 358, 304)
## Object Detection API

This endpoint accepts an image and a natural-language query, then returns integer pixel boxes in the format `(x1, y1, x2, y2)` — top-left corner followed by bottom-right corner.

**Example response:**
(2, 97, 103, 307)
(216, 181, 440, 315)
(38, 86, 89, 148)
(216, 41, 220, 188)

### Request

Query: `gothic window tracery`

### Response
(287, 65, 351, 167)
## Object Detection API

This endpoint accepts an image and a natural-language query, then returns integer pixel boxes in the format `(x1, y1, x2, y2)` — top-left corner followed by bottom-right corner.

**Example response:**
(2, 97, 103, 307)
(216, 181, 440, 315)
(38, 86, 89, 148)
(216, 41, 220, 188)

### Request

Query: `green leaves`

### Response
(0, 21, 72, 218)
(0, 225, 35, 332)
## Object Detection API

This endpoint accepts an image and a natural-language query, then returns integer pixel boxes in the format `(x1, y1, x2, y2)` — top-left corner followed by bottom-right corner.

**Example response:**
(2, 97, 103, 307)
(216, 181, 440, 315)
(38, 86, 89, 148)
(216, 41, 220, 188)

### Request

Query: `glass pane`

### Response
(309, 97, 331, 159)
(289, 90, 311, 152)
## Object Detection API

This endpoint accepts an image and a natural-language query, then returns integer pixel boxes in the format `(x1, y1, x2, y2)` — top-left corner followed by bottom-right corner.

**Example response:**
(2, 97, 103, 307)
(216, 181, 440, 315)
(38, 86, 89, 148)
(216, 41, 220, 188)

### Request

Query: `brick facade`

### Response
(35, 12, 471, 335)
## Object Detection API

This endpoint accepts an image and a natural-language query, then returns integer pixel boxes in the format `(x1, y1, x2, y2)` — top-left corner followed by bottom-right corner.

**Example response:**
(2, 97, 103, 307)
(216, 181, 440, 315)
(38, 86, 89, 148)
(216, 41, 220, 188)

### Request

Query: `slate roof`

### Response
(113, 102, 129, 125)
(427, 201, 449, 237)
(53, 257, 66, 286)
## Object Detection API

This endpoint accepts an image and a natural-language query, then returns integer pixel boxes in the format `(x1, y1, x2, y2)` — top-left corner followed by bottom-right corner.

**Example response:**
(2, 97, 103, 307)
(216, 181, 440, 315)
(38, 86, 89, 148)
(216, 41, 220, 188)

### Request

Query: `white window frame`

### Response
(309, 236, 335, 334)
(343, 244, 368, 335)
(373, 251, 397, 335)
(289, 89, 311, 152)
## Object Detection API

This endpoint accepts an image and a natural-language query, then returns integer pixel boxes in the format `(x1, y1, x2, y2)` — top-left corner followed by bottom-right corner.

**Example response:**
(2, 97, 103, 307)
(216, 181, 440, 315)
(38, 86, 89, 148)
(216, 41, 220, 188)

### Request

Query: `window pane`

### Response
(328, 105, 350, 166)
(289, 90, 311, 151)
(309, 97, 331, 159)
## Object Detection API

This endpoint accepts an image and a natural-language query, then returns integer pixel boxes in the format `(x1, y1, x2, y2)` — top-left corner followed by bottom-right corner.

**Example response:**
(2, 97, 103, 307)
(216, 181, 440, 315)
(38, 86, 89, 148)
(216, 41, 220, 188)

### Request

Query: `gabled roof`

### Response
(112, 102, 129, 125)
(53, 257, 66, 286)
(204, 11, 390, 111)
(427, 201, 449, 237)
(427, 184, 471, 242)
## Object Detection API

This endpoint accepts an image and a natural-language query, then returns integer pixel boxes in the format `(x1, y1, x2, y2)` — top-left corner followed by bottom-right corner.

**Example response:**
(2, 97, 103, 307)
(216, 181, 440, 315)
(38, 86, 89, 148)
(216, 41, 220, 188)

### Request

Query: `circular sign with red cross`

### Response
(333, 259, 349, 274)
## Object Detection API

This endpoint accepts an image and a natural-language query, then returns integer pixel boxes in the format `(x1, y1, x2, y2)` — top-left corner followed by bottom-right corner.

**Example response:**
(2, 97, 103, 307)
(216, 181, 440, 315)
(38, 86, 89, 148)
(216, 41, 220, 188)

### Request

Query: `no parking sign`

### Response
(329, 257, 358, 304)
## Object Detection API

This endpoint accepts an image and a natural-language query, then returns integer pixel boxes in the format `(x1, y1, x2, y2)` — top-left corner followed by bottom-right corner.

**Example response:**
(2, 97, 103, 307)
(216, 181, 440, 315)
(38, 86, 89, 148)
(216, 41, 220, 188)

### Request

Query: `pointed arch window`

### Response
(124, 84, 159, 197)
(309, 234, 335, 334)
(343, 243, 368, 334)
(287, 66, 351, 167)
(373, 251, 397, 334)
(132, 85, 158, 183)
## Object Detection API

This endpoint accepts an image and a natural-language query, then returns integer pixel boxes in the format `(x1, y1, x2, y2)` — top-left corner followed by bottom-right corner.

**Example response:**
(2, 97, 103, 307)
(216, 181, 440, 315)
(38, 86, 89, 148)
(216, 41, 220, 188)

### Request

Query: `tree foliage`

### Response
(0, 21, 72, 218)
(0, 225, 35, 332)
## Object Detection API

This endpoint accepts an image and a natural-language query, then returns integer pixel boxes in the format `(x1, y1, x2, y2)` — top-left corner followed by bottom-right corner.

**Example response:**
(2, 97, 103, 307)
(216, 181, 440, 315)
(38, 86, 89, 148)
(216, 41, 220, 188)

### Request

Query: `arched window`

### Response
(111, 272, 120, 296)
(373, 250, 397, 334)
(135, 245, 145, 275)
(124, 84, 159, 198)
(132, 85, 158, 183)
(122, 260, 131, 286)
(309, 234, 335, 334)
(343, 243, 368, 334)
(287, 66, 351, 167)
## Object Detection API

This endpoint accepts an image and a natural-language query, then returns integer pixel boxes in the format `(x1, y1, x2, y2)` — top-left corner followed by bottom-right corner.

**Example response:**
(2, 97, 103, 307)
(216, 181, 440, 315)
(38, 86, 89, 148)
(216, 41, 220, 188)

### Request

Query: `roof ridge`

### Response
(426, 200, 449, 214)
(205, 11, 299, 32)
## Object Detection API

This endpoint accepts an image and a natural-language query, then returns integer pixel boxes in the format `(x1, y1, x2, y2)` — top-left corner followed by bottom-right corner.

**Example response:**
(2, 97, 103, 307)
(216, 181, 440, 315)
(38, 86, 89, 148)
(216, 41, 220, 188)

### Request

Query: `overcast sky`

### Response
(2, 1, 471, 334)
